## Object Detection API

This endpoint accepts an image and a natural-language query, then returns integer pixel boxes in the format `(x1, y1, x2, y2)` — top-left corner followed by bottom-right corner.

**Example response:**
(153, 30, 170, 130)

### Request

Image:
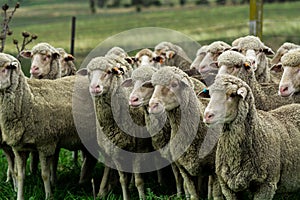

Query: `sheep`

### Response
(216, 50, 298, 111)
(154, 41, 192, 71)
(270, 42, 300, 66)
(203, 74, 300, 199)
(231, 35, 274, 83)
(86, 55, 153, 200)
(56, 48, 77, 77)
(0, 53, 95, 200)
(20, 42, 61, 79)
(198, 41, 231, 74)
(125, 48, 163, 68)
(148, 66, 223, 200)
(275, 48, 300, 98)
(197, 41, 231, 86)
(122, 66, 186, 197)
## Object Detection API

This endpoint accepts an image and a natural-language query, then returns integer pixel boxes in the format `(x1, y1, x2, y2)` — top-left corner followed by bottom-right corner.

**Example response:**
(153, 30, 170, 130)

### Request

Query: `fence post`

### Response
(249, 0, 263, 39)
(70, 16, 76, 56)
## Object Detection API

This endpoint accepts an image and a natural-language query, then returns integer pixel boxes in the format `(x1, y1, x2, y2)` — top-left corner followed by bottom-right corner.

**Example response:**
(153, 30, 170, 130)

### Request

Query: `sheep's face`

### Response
(198, 51, 220, 74)
(190, 51, 207, 71)
(0, 61, 18, 90)
(128, 80, 154, 107)
(29, 52, 60, 79)
(279, 66, 300, 97)
(88, 67, 124, 96)
(203, 86, 245, 125)
(148, 79, 183, 114)
(59, 53, 75, 77)
(88, 69, 111, 96)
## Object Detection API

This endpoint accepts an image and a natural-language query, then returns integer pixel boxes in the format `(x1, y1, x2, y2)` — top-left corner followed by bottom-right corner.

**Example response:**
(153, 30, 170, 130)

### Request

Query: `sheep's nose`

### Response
(148, 98, 163, 114)
(279, 85, 290, 97)
(129, 96, 140, 107)
(90, 84, 102, 95)
(30, 66, 39, 74)
(204, 112, 215, 124)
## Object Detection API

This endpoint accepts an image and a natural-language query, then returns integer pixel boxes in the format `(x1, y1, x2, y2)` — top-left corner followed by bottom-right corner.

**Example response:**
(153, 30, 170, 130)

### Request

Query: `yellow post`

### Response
(249, 0, 263, 39)
(249, 0, 257, 35)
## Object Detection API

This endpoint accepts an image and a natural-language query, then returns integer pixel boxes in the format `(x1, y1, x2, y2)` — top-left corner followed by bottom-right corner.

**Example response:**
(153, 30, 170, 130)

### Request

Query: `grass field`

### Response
(1, 0, 300, 199)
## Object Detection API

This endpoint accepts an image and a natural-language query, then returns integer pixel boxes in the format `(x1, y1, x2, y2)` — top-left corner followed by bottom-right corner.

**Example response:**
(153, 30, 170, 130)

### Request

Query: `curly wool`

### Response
(86, 56, 114, 72)
(131, 66, 157, 83)
(218, 50, 246, 67)
(281, 48, 300, 67)
(31, 42, 59, 55)
(235, 35, 264, 51)
(151, 66, 194, 88)
(207, 41, 231, 54)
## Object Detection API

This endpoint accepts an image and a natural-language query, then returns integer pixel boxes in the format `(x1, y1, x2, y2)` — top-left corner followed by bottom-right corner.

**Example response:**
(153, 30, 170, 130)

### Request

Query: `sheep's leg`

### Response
(171, 163, 184, 197)
(118, 171, 130, 200)
(13, 149, 27, 200)
(253, 182, 277, 200)
(30, 152, 39, 175)
(197, 174, 209, 199)
(219, 177, 237, 200)
(156, 169, 163, 186)
(3, 146, 15, 185)
(134, 173, 145, 200)
(177, 165, 198, 200)
(97, 166, 110, 198)
(211, 174, 224, 200)
(39, 153, 53, 199)
(72, 150, 79, 166)
(79, 151, 97, 184)
(50, 148, 59, 186)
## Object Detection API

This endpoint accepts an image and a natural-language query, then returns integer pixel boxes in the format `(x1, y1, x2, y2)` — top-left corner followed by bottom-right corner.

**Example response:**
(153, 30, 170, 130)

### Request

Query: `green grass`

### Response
(3, 1, 300, 71)
(1, 1, 300, 199)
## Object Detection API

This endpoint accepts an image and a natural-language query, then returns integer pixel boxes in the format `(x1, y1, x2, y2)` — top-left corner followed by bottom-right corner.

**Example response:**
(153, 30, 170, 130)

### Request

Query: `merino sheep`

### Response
(198, 41, 231, 74)
(231, 35, 274, 83)
(86, 55, 153, 200)
(270, 48, 300, 98)
(217, 50, 298, 111)
(154, 41, 192, 71)
(0, 53, 95, 200)
(148, 66, 223, 200)
(20, 42, 61, 79)
(125, 48, 163, 68)
(203, 74, 300, 199)
(122, 66, 186, 197)
(56, 48, 77, 77)
(271, 42, 300, 66)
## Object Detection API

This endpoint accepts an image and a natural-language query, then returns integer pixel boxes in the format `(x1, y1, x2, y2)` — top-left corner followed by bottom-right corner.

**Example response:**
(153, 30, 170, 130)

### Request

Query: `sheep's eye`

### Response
(171, 82, 178, 88)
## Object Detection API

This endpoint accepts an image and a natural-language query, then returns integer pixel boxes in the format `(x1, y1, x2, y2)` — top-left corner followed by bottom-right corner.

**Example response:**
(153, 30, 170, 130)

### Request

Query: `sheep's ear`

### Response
(153, 56, 165, 64)
(270, 63, 283, 73)
(20, 50, 32, 59)
(261, 46, 275, 56)
(198, 88, 210, 98)
(231, 46, 239, 52)
(209, 61, 219, 69)
(237, 87, 247, 100)
(183, 68, 199, 76)
(52, 52, 60, 60)
(141, 81, 153, 88)
(76, 68, 88, 76)
(64, 54, 75, 61)
(121, 78, 133, 87)
(125, 57, 136, 65)
(6, 61, 19, 70)
(165, 50, 175, 59)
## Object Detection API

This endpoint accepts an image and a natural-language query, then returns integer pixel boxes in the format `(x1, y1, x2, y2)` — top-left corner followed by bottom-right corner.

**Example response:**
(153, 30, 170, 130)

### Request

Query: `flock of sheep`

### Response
(0, 35, 299, 200)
